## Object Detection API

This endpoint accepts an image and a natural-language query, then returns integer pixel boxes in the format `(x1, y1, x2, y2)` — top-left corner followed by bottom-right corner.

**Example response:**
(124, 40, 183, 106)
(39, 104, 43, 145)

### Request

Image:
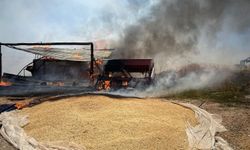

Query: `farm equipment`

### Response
(95, 59, 155, 90)
(239, 57, 250, 70)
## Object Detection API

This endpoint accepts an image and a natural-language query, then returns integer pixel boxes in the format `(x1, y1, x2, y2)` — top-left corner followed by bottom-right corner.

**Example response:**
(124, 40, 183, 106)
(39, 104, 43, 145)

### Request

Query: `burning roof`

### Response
(6, 45, 112, 61)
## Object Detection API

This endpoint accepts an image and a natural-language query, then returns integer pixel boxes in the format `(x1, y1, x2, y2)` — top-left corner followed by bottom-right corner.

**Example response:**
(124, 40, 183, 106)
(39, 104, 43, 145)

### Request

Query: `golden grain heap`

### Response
(19, 96, 196, 150)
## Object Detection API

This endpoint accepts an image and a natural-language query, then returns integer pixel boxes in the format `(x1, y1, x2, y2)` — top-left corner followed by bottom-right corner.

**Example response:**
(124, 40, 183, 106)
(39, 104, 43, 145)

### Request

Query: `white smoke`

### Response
(109, 65, 231, 98)
(144, 67, 231, 97)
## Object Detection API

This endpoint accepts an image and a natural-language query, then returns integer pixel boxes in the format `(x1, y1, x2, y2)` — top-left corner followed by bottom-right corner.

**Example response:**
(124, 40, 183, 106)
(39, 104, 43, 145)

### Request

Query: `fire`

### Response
(32, 45, 51, 50)
(42, 56, 55, 60)
(47, 82, 65, 86)
(95, 59, 103, 65)
(94, 39, 109, 50)
(95, 80, 111, 91)
(73, 52, 82, 59)
(104, 80, 111, 90)
(15, 101, 29, 110)
(122, 81, 128, 87)
(0, 81, 11, 86)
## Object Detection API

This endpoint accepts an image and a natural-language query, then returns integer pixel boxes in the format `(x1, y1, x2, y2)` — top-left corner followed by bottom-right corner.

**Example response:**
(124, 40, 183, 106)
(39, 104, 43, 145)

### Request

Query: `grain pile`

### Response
(19, 95, 196, 150)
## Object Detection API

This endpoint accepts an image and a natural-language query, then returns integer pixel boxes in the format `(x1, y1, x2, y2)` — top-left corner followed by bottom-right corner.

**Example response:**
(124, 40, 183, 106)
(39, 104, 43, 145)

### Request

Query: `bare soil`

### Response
(0, 136, 16, 150)
(202, 102, 250, 150)
(179, 98, 250, 150)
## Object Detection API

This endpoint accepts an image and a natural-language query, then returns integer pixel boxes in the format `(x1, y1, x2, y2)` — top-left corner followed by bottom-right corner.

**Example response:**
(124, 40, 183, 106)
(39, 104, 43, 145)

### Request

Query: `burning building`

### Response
(0, 42, 155, 94)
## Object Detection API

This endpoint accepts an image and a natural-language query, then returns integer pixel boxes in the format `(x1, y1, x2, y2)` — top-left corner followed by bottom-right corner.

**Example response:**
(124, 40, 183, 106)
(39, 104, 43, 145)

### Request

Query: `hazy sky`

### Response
(0, 0, 249, 74)
(0, 0, 151, 42)
(0, 0, 151, 74)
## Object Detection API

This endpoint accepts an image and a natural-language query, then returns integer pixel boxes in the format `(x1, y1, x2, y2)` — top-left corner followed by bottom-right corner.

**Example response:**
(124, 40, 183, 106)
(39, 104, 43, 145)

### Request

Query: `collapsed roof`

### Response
(6, 45, 112, 61)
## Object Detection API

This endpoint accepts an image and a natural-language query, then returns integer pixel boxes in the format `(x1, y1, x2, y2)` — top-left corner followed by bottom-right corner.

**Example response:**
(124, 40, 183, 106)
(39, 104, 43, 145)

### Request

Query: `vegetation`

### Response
(167, 70, 250, 103)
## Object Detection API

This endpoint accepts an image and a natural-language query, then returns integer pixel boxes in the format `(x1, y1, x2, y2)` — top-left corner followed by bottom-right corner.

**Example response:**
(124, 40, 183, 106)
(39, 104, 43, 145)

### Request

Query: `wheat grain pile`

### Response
(19, 95, 196, 150)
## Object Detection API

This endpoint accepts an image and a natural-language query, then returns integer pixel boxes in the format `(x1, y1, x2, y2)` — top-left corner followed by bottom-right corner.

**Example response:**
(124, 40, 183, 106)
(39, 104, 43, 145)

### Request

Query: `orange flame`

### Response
(94, 39, 108, 50)
(42, 56, 55, 60)
(122, 81, 128, 87)
(32, 45, 51, 50)
(0, 81, 11, 86)
(104, 80, 111, 90)
(47, 82, 65, 86)
(15, 102, 29, 110)
(73, 52, 82, 59)
(95, 59, 103, 65)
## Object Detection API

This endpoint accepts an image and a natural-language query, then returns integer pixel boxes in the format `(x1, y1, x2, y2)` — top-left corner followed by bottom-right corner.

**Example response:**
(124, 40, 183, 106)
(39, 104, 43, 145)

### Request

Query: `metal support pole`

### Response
(0, 43, 2, 81)
(90, 43, 94, 77)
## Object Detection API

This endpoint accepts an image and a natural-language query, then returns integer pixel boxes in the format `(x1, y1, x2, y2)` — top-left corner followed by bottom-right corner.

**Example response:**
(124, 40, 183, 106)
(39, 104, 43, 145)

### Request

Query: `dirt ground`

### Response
(0, 96, 249, 150)
(202, 101, 250, 150)
(179, 98, 250, 150)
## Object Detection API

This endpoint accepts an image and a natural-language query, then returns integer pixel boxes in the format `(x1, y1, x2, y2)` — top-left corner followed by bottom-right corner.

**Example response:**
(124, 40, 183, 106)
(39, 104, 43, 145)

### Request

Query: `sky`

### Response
(0, 0, 249, 74)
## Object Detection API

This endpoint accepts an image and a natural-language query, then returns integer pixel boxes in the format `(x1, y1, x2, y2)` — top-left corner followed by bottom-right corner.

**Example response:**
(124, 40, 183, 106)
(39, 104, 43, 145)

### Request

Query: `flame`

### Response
(47, 82, 65, 86)
(73, 52, 82, 59)
(42, 56, 55, 60)
(95, 59, 103, 65)
(104, 80, 111, 90)
(122, 81, 128, 87)
(94, 39, 109, 50)
(32, 45, 51, 50)
(15, 102, 29, 110)
(0, 81, 11, 86)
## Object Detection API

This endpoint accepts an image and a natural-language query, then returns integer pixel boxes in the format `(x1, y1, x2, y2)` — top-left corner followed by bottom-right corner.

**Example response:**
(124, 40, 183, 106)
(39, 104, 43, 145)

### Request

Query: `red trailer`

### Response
(95, 59, 155, 90)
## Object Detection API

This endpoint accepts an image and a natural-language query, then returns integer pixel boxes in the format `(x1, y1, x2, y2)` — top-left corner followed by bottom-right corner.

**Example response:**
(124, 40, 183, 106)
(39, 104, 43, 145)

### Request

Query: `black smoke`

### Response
(113, 0, 250, 62)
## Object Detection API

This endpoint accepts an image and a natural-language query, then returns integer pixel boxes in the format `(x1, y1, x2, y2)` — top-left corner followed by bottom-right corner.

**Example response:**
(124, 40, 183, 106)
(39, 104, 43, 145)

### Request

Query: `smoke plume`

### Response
(113, 0, 250, 70)
(111, 0, 250, 96)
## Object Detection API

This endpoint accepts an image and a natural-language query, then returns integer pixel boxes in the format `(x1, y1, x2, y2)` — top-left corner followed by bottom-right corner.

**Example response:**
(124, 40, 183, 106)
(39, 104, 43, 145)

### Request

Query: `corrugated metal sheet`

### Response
(7, 46, 111, 61)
